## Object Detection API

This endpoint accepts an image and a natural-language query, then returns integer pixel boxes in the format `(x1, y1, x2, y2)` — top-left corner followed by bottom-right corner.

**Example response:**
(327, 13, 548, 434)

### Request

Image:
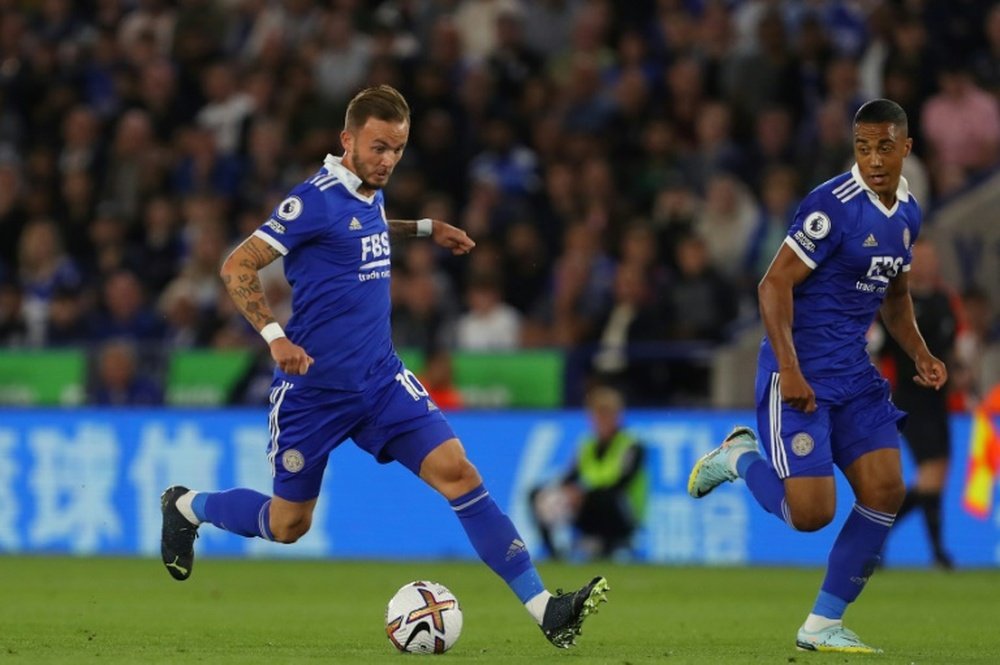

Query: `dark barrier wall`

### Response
(0, 409, 995, 566)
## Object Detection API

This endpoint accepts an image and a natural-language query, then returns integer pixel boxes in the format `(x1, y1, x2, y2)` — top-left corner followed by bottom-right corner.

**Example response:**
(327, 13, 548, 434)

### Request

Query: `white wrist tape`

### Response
(260, 322, 286, 344)
(416, 218, 433, 237)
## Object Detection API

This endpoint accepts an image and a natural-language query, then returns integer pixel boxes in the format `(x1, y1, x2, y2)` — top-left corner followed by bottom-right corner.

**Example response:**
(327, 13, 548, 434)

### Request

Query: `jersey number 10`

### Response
(395, 370, 429, 400)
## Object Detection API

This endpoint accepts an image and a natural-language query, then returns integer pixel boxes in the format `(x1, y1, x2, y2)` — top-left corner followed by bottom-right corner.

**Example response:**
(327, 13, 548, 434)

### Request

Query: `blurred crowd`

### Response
(0, 0, 997, 406)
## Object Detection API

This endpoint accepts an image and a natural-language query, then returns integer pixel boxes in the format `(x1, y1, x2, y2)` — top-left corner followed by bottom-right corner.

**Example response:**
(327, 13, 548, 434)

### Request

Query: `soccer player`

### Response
(687, 99, 947, 654)
(159, 85, 608, 649)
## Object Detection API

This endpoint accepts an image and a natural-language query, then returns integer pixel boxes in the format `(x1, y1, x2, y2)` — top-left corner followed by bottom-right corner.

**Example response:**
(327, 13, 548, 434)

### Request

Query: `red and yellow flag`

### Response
(963, 402, 1000, 519)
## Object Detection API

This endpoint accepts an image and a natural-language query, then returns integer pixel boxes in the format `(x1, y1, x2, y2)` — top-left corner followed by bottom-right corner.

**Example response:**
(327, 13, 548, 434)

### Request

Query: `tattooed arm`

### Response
(220, 235, 314, 374)
(219, 235, 283, 330)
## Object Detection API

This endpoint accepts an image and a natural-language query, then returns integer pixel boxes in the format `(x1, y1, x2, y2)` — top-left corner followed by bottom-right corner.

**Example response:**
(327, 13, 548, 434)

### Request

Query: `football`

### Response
(385, 580, 463, 654)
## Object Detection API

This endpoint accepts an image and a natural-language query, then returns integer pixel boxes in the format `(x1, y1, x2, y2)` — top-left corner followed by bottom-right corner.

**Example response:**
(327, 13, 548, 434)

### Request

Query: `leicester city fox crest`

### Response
(791, 433, 814, 457)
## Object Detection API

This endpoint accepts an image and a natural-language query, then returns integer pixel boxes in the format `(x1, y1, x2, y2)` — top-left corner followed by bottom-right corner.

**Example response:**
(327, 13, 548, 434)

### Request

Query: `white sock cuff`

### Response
(524, 590, 553, 625)
(175, 491, 201, 525)
(803, 613, 842, 632)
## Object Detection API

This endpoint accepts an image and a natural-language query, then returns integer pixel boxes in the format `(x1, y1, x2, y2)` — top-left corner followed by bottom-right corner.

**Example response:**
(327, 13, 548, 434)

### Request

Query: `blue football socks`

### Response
(193, 488, 274, 541)
(814, 503, 895, 618)
(736, 451, 789, 524)
(449, 484, 544, 604)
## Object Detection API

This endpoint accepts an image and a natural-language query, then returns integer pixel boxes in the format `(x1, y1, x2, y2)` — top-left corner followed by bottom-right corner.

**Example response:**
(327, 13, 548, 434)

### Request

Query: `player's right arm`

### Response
(758, 242, 818, 413)
(220, 235, 314, 375)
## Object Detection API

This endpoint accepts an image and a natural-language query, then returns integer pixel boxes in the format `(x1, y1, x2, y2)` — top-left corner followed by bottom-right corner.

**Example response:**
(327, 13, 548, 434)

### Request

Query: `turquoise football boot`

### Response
(687, 426, 759, 498)
(796, 623, 882, 654)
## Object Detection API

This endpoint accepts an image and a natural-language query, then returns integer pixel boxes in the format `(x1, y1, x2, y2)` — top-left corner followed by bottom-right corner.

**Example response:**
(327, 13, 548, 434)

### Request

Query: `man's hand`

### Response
(913, 350, 947, 390)
(430, 220, 475, 255)
(779, 366, 817, 413)
(270, 337, 314, 375)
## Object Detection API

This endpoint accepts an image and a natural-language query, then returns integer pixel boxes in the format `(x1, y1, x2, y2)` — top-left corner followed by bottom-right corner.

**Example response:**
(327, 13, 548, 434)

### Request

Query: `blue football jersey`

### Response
(254, 154, 396, 390)
(760, 164, 922, 378)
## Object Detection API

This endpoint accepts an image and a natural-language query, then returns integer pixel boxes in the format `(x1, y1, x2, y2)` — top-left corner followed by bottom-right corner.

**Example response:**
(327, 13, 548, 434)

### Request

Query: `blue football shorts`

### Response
(754, 362, 906, 479)
(265, 356, 456, 502)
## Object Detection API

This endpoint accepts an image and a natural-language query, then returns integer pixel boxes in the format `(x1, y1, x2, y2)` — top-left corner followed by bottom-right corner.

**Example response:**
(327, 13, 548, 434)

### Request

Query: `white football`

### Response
(385, 580, 463, 654)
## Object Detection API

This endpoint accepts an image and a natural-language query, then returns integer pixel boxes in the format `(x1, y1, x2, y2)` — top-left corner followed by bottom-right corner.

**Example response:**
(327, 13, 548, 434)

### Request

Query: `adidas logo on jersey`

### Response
(349, 217, 363, 231)
(863, 233, 878, 248)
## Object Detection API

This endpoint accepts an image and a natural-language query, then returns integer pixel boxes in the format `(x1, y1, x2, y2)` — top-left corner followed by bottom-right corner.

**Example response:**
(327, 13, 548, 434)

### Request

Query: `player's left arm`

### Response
(880, 271, 948, 390)
(388, 219, 475, 255)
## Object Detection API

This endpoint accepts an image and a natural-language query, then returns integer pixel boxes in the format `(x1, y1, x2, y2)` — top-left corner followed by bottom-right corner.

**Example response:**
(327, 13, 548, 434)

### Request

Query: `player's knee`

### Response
(433, 457, 482, 498)
(862, 477, 906, 514)
(789, 505, 835, 532)
(270, 514, 312, 543)
(445, 457, 481, 492)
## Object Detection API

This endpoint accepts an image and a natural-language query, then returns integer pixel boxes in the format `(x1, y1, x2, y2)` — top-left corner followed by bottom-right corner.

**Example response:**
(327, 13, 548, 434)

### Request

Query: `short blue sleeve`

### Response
(253, 186, 328, 256)
(783, 194, 846, 270)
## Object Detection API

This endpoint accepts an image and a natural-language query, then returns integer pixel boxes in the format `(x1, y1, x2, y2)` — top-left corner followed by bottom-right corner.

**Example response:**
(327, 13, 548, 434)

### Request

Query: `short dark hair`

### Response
(344, 85, 410, 131)
(854, 99, 908, 133)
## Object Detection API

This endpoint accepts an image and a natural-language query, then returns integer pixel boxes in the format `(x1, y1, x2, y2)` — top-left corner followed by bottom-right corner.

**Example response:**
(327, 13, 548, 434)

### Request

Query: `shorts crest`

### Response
(282, 449, 305, 473)
(791, 432, 815, 457)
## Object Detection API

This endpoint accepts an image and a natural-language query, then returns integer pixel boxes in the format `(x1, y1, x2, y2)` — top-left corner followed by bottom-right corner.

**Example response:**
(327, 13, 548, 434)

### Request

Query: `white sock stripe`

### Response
(780, 498, 794, 527)
(451, 490, 490, 512)
(258, 499, 272, 540)
(853, 503, 895, 527)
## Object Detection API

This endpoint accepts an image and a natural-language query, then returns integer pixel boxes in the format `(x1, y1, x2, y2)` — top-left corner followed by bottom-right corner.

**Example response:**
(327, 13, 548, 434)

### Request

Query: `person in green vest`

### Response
(531, 385, 648, 560)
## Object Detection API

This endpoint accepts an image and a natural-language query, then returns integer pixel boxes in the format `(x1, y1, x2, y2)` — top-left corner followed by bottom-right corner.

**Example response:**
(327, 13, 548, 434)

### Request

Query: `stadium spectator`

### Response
(88, 269, 164, 342)
(392, 265, 457, 352)
(17, 218, 84, 347)
(953, 286, 1000, 408)
(589, 260, 667, 405)
(0, 0, 994, 410)
(134, 196, 185, 294)
(693, 172, 759, 283)
(89, 337, 163, 406)
(454, 270, 521, 351)
(313, 10, 373, 106)
(529, 385, 647, 560)
(680, 101, 744, 194)
(500, 220, 550, 316)
(921, 62, 1000, 195)
(664, 232, 738, 401)
(747, 165, 799, 282)
(722, 8, 802, 127)
(103, 109, 165, 224)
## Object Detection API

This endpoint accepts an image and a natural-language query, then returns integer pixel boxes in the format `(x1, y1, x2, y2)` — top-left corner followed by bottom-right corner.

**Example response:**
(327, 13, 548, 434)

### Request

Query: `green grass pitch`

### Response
(0, 556, 995, 664)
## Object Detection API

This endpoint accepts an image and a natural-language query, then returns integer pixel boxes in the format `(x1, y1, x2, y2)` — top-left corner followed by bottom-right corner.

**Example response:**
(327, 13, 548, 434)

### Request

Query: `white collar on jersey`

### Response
(323, 153, 375, 204)
(849, 163, 910, 217)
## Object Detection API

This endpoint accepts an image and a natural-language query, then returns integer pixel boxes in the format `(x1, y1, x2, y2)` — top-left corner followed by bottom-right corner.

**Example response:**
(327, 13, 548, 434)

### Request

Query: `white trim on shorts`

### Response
(769, 372, 791, 478)
(267, 381, 292, 477)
